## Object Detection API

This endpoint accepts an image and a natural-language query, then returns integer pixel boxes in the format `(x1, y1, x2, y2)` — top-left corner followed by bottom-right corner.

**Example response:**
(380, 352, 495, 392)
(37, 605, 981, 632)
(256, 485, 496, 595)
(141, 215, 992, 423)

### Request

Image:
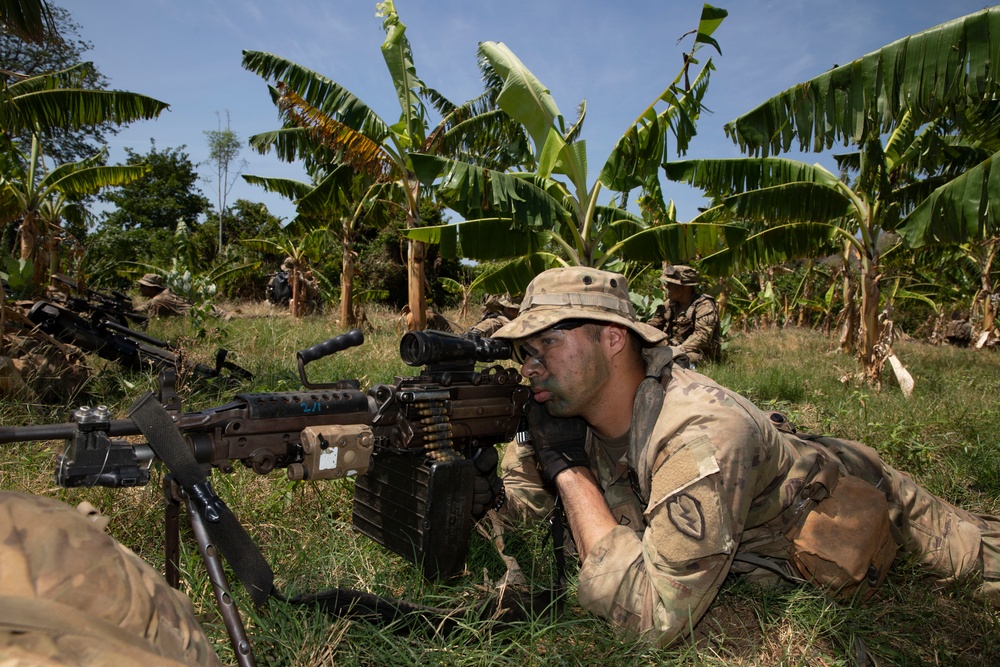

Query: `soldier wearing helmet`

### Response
(646, 265, 720, 365)
(487, 266, 1000, 647)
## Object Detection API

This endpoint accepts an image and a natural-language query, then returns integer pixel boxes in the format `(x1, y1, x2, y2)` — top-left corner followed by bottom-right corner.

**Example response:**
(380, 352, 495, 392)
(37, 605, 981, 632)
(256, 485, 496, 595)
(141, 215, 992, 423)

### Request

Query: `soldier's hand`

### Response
(471, 446, 504, 519)
(524, 401, 589, 483)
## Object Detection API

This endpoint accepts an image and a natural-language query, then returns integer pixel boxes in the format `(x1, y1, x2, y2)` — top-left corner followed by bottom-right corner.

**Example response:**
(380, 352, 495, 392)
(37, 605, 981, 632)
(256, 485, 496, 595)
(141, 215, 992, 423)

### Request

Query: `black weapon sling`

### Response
(128, 392, 275, 607)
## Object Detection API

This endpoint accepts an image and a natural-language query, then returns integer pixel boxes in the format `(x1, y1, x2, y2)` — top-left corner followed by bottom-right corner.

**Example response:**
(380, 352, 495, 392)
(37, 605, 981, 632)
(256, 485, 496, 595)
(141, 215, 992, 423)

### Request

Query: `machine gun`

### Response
(25, 299, 252, 385)
(49, 272, 149, 328)
(0, 328, 529, 666)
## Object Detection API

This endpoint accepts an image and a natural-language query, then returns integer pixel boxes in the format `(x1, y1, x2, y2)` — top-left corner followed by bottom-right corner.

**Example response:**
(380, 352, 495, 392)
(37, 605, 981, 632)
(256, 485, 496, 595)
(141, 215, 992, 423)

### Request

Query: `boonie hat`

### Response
(138, 273, 164, 288)
(492, 267, 666, 344)
(499, 294, 521, 309)
(661, 264, 700, 286)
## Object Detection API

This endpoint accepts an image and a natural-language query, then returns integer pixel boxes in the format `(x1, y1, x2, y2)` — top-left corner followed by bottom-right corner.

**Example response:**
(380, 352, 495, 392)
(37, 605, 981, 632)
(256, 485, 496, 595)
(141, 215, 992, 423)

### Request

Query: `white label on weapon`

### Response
(319, 447, 339, 470)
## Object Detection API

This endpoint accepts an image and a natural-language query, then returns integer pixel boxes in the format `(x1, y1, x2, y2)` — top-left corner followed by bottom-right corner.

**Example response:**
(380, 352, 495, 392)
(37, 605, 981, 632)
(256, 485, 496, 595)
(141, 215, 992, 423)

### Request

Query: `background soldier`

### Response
(135, 274, 191, 318)
(491, 266, 1000, 647)
(468, 295, 521, 337)
(646, 264, 720, 365)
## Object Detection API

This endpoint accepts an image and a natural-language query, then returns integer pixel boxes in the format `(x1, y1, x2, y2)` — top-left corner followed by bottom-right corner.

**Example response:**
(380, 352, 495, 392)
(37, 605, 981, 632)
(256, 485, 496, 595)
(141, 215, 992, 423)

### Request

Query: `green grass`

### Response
(3, 316, 1000, 665)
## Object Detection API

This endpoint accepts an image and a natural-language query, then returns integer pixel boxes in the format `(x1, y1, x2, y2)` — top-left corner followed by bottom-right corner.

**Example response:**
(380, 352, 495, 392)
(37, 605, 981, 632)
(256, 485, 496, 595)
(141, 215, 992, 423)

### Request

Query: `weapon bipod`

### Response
(163, 475, 257, 667)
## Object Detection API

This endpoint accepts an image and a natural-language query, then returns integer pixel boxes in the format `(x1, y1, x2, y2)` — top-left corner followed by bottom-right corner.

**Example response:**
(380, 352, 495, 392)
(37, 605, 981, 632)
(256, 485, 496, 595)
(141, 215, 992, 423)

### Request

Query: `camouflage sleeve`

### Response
(575, 422, 760, 647)
(645, 304, 668, 331)
(469, 315, 509, 338)
(140, 291, 191, 317)
(679, 298, 718, 357)
(0, 492, 222, 666)
(499, 439, 557, 521)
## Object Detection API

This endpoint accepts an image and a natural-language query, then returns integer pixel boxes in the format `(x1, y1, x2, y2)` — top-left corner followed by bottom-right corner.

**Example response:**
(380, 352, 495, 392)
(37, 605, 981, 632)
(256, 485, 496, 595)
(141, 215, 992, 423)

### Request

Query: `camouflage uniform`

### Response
(496, 266, 1000, 647)
(646, 266, 720, 364)
(135, 274, 191, 318)
(469, 313, 511, 337)
(469, 296, 520, 338)
(136, 289, 192, 317)
(646, 293, 720, 363)
(0, 492, 221, 666)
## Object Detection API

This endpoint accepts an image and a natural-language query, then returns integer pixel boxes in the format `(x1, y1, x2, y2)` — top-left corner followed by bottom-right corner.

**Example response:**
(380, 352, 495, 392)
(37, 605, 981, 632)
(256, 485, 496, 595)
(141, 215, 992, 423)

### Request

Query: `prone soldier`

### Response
(135, 274, 192, 318)
(468, 295, 521, 338)
(492, 266, 1000, 647)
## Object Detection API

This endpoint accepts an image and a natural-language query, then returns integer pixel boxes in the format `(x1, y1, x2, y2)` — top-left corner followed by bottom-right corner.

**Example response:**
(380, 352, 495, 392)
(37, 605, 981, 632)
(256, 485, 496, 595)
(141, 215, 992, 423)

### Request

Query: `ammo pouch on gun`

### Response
(785, 460, 897, 601)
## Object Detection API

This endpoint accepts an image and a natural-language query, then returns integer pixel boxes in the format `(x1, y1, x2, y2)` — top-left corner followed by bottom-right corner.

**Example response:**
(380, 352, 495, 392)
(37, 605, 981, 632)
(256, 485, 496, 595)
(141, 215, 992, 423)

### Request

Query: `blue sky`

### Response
(68, 0, 993, 226)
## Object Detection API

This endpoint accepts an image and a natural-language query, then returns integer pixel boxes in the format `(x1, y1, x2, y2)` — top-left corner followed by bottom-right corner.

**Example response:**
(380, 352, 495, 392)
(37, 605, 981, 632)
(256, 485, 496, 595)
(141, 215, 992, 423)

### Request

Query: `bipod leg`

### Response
(186, 495, 257, 667)
(163, 475, 181, 588)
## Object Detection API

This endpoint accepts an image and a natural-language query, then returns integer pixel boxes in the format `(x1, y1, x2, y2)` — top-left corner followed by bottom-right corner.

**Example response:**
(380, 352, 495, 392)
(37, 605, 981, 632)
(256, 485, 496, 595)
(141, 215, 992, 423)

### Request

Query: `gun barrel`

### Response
(102, 320, 171, 348)
(0, 420, 142, 444)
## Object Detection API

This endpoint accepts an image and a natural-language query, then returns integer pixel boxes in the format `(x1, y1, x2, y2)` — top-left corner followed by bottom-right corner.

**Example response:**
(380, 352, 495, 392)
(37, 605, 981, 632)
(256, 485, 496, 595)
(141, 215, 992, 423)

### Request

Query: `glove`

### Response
(524, 401, 589, 483)
(471, 446, 505, 519)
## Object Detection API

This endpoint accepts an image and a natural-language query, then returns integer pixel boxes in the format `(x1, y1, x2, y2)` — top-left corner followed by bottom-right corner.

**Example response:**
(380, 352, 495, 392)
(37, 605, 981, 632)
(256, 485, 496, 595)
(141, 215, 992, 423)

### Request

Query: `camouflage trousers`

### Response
(0, 492, 221, 667)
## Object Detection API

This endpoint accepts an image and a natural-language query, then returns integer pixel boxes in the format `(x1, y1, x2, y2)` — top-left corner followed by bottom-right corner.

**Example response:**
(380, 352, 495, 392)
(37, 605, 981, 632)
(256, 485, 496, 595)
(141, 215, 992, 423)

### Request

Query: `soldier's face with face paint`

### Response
(515, 321, 611, 419)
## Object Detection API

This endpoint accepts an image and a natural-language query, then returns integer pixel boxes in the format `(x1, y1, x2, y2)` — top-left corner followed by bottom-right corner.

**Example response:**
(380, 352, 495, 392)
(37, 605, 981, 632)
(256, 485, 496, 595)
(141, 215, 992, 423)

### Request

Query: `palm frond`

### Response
(726, 7, 1000, 156)
(242, 50, 391, 141)
(699, 222, 843, 276)
(1, 88, 167, 133)
(663, 157, 842, 195)
(610, 222, 749, 263)
(276, 84, 399, 182)
(694, 181, 855, 225)
(241, 174, 315, 202)
(378, 1, 428, 146)
(411, 153, 572, 230)
(469, 253, 566, 294)
(896, 149, 1000, 247)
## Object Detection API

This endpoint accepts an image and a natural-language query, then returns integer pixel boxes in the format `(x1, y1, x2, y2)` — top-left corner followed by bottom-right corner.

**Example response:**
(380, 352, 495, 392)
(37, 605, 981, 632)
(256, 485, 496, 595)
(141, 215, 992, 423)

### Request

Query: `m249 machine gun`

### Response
(49, 272, 149, 328)
(0, 329, 529, 666)
(25, 299, 252, 384)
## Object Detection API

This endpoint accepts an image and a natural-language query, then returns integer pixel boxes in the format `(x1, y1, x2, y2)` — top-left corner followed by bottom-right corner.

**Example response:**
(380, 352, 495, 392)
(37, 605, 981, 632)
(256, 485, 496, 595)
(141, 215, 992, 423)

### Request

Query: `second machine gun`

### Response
(0, 328, 529, 581)
(25, 298, 252, 385)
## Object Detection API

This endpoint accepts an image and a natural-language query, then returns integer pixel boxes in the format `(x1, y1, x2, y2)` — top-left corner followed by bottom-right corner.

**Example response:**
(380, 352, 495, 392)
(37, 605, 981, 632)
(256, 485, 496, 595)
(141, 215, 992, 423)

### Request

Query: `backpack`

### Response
(267, 271, 292, 306)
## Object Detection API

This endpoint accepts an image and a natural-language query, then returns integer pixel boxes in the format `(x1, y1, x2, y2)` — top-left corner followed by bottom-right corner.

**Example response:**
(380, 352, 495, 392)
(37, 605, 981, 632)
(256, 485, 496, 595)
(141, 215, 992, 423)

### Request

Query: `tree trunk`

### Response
(980, 240, 997, 332)
(405, 182, 426, 331)
(290, 267, 301, 318)
(859, 257, 882, 386)
(48, 236, 61, 279)
(341, 234, 356, 328)
(838, 267, 858, 354)
(407, 239, 427, 330)
(19, 212, 48, 289)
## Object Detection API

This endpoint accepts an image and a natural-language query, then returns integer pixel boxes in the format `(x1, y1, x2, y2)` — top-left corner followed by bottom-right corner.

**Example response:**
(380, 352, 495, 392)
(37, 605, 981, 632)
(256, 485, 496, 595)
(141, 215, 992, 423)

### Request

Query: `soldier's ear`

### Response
(603, 323, 631, 356)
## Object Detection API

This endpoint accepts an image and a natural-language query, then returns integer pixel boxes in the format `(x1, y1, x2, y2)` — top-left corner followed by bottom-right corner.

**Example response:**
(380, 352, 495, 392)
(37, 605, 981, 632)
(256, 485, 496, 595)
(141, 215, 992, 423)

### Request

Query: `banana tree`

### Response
(242, 0, 529, 330)
(896, 101, 1000, 333)
(244, 165, 395, 327)
(665, 7, 1000, 384)
(2, 64, 167, 140)
(1, 134, 150, 286)
(0, 0, 52, 42)
(243, 227, 333, 318)
(404, 4, 729, 295)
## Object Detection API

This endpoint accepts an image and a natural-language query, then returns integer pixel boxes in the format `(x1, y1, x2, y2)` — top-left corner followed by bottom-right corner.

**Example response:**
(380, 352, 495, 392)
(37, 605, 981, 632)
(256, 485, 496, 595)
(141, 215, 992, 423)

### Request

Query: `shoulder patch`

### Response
(649, 474, 733, 563)
(647, 435, 720, 509)
(667, 493, 704, 540)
